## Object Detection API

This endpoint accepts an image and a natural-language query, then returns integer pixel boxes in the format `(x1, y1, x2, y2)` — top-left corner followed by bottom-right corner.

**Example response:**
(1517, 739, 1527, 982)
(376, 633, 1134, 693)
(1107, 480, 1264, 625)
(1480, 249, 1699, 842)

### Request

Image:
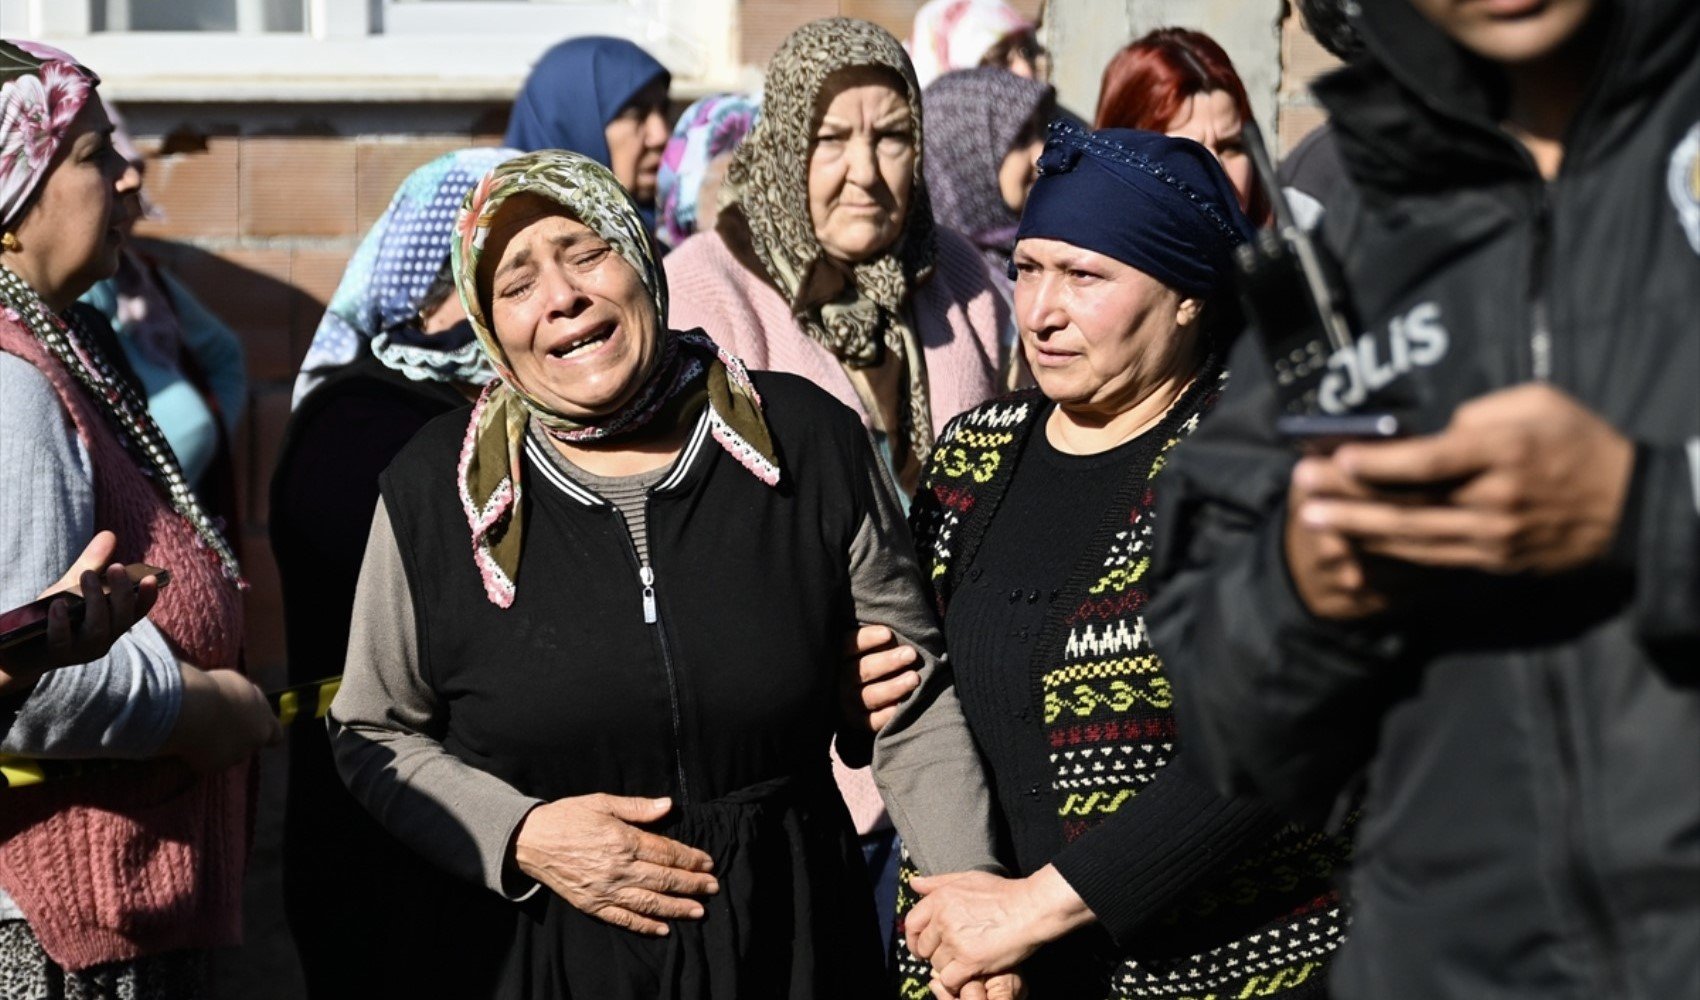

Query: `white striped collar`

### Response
(523, 435, 604, 506)
(523, 408, 713, 505)
(655, 407, 712, 493)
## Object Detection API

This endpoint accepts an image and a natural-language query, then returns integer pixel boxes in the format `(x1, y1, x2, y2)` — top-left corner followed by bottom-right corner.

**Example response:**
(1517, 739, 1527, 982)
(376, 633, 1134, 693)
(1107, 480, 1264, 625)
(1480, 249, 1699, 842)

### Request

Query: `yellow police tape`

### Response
(0, 675, 341, 791)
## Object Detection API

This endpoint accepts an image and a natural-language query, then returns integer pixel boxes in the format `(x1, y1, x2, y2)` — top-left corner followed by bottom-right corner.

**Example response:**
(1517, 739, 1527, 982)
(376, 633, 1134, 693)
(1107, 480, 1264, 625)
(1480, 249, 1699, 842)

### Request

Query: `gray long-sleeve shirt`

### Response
(0, 353, 187, 918)
(329, 429, 1002, 899)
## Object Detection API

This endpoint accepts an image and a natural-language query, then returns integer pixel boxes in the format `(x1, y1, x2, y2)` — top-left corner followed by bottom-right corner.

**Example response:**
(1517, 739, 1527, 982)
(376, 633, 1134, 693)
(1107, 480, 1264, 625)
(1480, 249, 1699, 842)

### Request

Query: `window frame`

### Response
(5, 0, 741, 101)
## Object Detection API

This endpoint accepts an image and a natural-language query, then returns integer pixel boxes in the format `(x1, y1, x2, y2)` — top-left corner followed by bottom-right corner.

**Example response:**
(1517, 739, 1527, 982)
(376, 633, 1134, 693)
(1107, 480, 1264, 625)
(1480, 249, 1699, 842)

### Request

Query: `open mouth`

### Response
(547, 325, 614, 361)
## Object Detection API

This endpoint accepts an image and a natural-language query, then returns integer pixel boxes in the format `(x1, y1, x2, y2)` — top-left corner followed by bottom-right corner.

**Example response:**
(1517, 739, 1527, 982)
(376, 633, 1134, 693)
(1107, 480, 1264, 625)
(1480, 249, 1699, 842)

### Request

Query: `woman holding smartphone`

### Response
(0, 38, 277, 996)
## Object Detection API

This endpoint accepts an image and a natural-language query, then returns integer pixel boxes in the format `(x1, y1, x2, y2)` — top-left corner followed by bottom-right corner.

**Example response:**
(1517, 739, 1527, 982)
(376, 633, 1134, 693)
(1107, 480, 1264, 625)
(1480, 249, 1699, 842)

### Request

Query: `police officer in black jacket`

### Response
(1149, 1, 1700, 998)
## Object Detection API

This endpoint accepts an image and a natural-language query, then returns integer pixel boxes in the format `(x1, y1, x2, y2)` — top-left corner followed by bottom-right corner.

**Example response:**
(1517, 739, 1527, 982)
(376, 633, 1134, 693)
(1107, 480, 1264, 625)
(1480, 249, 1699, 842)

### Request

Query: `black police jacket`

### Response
(1149, 1, 1700, 997)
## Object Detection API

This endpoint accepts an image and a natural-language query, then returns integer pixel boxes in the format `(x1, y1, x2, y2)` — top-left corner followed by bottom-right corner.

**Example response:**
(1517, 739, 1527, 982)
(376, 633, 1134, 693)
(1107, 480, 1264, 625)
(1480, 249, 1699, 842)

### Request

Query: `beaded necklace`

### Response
(0, 263, 245, 586)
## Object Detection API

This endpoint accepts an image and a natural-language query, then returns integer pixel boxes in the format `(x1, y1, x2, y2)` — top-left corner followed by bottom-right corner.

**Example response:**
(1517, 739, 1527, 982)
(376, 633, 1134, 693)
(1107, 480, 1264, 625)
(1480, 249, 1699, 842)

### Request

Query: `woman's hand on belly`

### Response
(512, 794, 720, 936)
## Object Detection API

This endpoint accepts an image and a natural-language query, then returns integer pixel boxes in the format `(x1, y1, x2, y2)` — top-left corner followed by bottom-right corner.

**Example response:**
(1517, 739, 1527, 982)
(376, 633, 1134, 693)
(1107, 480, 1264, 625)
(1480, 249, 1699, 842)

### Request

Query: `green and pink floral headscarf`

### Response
(452, 149, 781, 607)
(0, 39, 98, 230)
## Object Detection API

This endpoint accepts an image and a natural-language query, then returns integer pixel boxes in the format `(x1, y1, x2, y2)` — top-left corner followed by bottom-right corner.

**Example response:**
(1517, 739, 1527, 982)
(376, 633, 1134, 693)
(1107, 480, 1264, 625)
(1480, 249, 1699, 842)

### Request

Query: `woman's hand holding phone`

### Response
(0, 531, 162, 692)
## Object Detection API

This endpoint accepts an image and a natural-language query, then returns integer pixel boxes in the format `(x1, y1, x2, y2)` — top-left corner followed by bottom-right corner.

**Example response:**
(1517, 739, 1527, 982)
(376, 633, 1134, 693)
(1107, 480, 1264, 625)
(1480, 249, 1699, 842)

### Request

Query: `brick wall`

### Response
(127, 112, 508, 687)
(1277, 3, 1342, 154)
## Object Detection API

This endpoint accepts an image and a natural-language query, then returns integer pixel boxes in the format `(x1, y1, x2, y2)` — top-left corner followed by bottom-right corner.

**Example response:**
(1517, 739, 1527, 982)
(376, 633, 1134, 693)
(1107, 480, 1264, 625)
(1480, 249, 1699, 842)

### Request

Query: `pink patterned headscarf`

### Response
(905, 0, 1035, 89)
(0, 39, 99, 230)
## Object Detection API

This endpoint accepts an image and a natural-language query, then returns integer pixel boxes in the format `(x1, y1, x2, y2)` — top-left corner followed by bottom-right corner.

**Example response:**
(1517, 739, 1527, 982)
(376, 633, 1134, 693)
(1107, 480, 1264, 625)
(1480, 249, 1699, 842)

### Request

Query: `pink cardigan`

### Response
(665, 225, 1007, 835)
(665, 225, 1008, 441)
(0, 319, 249, 972)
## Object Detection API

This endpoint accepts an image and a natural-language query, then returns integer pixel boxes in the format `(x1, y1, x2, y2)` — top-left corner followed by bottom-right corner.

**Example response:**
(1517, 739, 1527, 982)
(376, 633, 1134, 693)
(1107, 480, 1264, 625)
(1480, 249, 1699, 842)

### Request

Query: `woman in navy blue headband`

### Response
(877, 123, 1353, 1000)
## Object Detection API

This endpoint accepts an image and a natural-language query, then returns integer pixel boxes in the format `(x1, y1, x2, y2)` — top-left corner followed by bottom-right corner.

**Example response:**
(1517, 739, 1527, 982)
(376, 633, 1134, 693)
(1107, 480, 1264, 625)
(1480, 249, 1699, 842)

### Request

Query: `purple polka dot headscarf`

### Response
(655, 94, 759, 250)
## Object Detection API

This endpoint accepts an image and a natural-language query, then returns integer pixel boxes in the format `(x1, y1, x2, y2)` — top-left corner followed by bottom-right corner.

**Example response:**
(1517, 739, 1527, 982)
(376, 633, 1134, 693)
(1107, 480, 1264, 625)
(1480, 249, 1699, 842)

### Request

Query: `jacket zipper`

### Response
(613, 506, 691, 805)
(1526, 184, 1555, 382)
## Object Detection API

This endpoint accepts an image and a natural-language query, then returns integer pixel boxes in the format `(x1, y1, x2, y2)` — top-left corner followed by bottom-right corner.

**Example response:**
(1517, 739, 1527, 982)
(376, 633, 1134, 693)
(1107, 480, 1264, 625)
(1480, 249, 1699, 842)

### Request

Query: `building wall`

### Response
(1277, 3, 1342, 153)
(1045, 0, 1284, 138)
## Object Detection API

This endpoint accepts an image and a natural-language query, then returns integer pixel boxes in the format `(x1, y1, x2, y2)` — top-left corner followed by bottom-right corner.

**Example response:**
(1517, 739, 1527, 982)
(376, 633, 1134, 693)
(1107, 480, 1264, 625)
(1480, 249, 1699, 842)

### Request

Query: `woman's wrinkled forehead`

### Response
(811, 64, 914, 123)
(453, 149, 666, 345)
(476, 194, 575, 287)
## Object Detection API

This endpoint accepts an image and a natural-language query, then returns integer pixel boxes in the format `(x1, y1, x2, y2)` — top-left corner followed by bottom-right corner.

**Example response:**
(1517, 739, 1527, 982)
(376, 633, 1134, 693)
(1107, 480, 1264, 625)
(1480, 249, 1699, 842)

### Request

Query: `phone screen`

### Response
(0, 565, 170, 651)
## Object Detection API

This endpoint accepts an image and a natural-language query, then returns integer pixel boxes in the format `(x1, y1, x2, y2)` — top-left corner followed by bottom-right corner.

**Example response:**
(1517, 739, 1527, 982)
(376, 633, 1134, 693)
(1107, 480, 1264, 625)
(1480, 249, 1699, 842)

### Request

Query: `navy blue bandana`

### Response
(1014, 122, 1255, 298)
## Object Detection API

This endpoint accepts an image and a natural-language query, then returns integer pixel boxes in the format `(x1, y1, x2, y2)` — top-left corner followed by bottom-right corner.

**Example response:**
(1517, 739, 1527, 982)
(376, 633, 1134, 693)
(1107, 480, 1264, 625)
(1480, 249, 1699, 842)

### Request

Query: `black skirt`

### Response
(495, 774, 884, 1000)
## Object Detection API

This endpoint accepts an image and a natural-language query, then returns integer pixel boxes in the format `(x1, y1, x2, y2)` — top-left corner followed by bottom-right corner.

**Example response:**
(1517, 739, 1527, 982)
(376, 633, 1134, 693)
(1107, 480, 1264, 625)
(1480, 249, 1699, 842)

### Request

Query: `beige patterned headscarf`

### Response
(722, 17, 938, 460)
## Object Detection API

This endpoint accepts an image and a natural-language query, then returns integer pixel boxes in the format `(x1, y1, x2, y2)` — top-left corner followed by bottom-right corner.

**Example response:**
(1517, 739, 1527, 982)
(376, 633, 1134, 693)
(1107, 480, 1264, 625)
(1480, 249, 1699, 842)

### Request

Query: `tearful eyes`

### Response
(496, 246, 612, 300)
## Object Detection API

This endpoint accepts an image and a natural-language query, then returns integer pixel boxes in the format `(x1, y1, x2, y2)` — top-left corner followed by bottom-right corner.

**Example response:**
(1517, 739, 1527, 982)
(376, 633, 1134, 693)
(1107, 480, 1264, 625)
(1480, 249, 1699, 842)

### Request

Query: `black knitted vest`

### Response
(894, 368, 1352, 1000)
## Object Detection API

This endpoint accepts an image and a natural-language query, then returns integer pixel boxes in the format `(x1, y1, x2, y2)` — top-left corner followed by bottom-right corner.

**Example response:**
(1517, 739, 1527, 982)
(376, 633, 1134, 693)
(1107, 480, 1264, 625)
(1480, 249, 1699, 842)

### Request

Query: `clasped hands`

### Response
(1285, 384, 1635, 619)
(905, 865, 1091, 999)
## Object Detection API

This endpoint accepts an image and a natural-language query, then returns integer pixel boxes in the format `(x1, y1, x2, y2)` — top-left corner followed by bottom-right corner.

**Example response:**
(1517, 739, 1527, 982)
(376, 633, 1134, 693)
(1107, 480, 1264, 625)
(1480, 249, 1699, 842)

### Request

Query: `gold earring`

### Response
(0, 232, 19, 252)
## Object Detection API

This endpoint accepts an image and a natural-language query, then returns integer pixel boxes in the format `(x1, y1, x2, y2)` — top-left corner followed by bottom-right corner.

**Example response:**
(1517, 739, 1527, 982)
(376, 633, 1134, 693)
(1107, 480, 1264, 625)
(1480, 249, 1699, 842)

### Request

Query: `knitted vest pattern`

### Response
(0, 318, 248, 972)
(896, 373, 1351, 1000)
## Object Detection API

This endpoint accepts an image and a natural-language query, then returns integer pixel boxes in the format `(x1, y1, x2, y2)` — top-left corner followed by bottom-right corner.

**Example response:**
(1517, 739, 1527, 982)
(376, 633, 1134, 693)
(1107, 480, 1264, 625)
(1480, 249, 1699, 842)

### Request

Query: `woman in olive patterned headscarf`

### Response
(328, 149, 966, 1000)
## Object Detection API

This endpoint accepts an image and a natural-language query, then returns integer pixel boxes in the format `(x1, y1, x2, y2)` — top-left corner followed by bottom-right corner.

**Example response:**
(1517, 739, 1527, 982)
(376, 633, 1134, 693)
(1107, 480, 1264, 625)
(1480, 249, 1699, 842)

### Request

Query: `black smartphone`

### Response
(1275, 412, 1404, 443)
(0, 564, 171, 652)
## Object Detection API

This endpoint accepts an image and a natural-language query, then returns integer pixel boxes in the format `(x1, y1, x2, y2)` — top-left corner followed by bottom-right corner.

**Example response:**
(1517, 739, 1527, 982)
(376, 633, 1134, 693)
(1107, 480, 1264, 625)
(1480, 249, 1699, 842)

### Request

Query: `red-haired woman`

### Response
(1094, 28, 1270, 224)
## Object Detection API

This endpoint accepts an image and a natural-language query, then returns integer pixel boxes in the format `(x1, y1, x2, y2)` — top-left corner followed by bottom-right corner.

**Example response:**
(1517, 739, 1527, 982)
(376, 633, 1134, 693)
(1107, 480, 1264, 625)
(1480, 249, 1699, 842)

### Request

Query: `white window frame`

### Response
(2, 0, 743, 101)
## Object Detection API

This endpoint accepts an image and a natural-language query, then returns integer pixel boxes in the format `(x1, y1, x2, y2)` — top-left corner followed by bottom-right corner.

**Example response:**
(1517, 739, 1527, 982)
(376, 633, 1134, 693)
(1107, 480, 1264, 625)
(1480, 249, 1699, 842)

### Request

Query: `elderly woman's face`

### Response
(807, 66, 916, 264)
(605, 78, 671, 205)
(9, 99, 137, 306)
(481, 194, 662, 420)
(1013, 237, 1202, 413)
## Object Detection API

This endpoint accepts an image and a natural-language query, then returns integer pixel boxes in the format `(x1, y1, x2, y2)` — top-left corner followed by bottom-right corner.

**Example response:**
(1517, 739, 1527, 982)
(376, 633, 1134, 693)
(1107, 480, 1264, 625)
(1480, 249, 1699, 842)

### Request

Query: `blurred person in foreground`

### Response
(273, 146, 516, 998)
(505, 36, 671, 232)
(329, 149, 951, 998)
(1151, 1, 1700, 997)
(878, 124, 1351, 1000)
(906, 0, 1049, 88)
(655, 94, 759, 252)
(1276, 0, 1365, 228)
(0, 38, 277, 997)
(0, 531, 160, 696)
(1094, 28, 1270, 225)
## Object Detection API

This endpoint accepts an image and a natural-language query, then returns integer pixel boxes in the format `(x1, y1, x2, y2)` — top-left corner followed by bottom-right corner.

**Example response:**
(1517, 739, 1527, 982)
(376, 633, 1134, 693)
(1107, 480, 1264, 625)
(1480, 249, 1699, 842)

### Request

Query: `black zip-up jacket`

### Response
(1149, 2, 1700, 998)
